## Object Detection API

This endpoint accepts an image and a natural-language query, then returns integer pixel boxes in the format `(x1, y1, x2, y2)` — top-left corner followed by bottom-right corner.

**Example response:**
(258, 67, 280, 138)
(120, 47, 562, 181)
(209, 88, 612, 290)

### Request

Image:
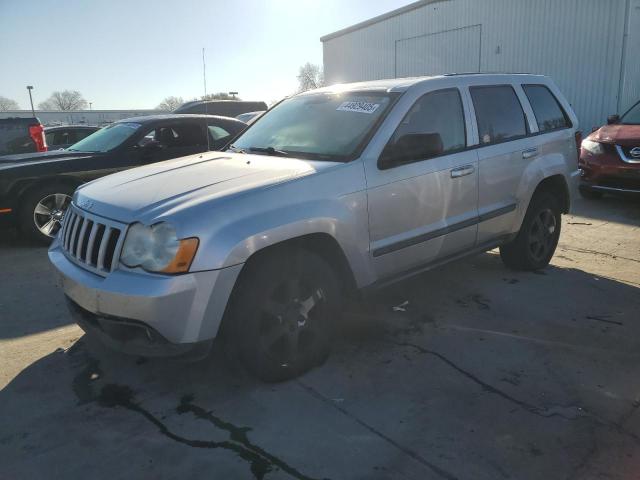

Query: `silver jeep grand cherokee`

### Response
(49, 74, 580, 381)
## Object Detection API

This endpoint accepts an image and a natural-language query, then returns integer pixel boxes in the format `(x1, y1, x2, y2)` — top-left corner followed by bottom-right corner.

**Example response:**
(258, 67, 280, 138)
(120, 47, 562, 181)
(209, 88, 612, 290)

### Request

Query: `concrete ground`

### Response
(1, 195, 639, 480)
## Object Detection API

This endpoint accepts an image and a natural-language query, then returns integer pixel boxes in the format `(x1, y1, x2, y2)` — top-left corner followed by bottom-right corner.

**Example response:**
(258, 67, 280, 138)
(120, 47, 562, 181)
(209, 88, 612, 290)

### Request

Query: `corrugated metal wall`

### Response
(619, 0, 640, 113)
(322, 0, 636, 130)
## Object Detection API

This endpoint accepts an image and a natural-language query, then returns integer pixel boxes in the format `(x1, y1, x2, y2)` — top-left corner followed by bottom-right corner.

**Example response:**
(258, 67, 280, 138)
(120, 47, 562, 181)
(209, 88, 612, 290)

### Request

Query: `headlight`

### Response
(581, 139, 606, 155)
(120, 222, 199, 274)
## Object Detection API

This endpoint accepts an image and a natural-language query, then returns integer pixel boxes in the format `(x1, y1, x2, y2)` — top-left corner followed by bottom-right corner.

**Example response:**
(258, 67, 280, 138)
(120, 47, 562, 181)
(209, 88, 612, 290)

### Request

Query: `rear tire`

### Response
(579, 186, 603, 200)
(224, 247, 340, 382)
(19, 183, 75, 244)
(500, 191, 561, 271)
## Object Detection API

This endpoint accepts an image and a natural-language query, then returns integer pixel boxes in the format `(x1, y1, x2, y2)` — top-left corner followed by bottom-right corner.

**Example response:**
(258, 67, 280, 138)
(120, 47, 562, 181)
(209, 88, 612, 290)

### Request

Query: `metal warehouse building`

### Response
(321, 0, 639, 131)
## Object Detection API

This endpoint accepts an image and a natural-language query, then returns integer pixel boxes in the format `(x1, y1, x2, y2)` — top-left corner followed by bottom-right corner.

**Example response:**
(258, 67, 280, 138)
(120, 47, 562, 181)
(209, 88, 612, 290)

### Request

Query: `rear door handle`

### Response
(450, 164, 475, 178)
(522, 148, 539, 159)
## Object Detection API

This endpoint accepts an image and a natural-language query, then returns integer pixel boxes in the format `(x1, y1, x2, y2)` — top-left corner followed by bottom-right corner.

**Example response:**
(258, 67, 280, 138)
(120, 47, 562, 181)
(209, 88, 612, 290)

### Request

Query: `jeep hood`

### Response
(75, 151, 334, 223)
(590, 124, 640, 146)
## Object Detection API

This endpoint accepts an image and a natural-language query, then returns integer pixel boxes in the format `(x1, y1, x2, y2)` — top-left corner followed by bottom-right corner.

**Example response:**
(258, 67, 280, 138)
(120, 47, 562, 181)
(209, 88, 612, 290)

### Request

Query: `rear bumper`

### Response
(49, 239, 243, 349)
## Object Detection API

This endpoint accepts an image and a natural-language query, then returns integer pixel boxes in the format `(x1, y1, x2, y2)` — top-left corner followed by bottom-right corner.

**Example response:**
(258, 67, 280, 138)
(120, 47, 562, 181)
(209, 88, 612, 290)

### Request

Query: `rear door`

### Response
(365, 87, 478, 280)
(468, 84, 533, 244)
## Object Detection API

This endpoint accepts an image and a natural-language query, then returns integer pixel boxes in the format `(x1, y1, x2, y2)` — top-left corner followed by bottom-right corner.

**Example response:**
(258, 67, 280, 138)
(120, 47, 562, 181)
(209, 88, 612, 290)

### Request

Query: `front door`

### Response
(365, 88, 478, 281)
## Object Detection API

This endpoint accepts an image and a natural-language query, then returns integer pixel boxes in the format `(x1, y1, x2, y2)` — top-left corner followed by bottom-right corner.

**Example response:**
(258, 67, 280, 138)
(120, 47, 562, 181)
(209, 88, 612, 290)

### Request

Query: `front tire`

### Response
(225, 248, 340, 382)
(500, 191, 562, 271)
(19, 183, 74, 244)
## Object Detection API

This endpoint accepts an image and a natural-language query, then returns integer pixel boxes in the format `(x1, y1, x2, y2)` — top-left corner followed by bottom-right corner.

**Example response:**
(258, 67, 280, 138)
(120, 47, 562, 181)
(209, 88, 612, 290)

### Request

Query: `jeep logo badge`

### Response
(630, 147, 640, 158)
(78, 199, 94, 211)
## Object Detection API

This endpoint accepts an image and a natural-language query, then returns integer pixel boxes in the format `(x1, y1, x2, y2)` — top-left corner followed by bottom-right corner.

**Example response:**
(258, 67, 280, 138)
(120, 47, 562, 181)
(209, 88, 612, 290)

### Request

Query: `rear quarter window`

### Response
(470, 85, 528, 145)
(523, 84, 571, 132)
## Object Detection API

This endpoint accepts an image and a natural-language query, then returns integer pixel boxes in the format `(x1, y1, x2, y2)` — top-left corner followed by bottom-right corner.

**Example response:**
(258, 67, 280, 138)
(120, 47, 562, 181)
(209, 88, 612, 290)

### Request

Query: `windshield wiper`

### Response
(227, 144, 247, 153)
(247, 146, 290, 157)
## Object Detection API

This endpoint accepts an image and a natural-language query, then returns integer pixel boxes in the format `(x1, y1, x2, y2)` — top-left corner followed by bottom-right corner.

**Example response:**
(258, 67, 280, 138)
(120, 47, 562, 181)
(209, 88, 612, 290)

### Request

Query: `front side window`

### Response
(139, 124, 206, 149)
(381, 89, 466, 166)
(229, 92, 396, 161)
(523, 85, 570, 132)
(471, 85, 527, 145)
(68, 122, 141, 152)
(621, 101, 640, 125)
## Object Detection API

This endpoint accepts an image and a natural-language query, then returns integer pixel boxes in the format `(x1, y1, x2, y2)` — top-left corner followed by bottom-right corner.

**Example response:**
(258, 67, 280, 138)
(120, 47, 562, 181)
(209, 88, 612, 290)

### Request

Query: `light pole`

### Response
(26, 86, 35, 116)
(229, 91, 238, 99)
(89, 102, 93, 110)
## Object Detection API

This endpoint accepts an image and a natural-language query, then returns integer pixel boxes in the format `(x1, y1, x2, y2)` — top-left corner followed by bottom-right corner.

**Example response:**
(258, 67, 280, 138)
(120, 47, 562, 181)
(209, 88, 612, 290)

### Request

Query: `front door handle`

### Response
(450, 164, 475, 178)
(522, 148, 539, 159)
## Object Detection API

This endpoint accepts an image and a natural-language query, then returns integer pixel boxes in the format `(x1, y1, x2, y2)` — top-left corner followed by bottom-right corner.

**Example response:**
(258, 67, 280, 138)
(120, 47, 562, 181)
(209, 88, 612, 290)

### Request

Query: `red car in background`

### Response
(579, 100, 640, 199)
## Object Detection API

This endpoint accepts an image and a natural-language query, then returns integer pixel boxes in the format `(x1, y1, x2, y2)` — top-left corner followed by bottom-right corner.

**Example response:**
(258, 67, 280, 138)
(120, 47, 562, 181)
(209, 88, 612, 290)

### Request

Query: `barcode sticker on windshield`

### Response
(336, 101, 380, 114)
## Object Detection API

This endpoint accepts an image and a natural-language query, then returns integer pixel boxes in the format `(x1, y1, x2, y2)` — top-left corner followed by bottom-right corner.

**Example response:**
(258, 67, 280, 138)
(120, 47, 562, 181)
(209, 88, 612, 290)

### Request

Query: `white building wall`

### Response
(1, 110, 161, 126)
(322, 0, 638, 130)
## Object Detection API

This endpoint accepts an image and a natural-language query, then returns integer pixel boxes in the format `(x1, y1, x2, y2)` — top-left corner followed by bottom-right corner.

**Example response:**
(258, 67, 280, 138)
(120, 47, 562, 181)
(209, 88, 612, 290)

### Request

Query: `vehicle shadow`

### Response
(0, 227, 72, 339)
(2, 252, 639, 479)
(571, 193, 640, 226)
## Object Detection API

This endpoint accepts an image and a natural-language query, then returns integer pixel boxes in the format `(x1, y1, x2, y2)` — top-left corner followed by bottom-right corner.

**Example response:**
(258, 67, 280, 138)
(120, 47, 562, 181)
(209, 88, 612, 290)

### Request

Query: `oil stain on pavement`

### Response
(71, 351, 323, 480)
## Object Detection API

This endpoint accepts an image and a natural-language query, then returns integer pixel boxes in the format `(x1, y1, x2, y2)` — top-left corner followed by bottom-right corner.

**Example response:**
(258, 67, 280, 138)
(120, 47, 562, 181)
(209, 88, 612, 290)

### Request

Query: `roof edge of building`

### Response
(320, 0, 449, 42)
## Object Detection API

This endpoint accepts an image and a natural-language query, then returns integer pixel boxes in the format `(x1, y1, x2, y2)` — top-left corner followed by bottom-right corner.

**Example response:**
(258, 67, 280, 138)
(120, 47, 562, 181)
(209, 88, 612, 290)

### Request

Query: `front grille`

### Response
(59, 205, 126, 276)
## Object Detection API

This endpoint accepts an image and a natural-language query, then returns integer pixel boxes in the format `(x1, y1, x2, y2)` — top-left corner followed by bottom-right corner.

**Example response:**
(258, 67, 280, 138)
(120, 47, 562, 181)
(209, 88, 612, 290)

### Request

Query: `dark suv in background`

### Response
(0, 117, 47, 156)
(579, 100, 640, 198)
(174, 100, 268, 116)
(0, 114, 246, 242)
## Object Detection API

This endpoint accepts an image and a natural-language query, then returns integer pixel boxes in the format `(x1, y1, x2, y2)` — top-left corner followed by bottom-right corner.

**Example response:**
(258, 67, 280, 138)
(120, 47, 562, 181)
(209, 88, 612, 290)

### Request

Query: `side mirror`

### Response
(607, 114, 620, 125)
(380, 133, 444, 167)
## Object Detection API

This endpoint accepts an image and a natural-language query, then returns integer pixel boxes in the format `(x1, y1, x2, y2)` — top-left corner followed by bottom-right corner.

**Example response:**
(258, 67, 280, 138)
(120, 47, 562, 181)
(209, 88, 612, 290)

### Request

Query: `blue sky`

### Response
(0, 0, 412, 110)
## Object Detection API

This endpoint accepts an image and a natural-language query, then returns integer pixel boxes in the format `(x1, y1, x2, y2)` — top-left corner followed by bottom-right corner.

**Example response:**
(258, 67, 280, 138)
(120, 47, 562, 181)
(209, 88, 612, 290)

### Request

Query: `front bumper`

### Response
(579, 150, 640, 194)
(49, 240, 243, 353)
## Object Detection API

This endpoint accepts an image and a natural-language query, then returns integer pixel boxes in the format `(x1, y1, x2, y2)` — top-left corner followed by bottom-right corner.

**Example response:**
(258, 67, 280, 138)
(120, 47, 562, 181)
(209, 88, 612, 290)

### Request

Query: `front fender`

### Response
(188, 161, 375, 287)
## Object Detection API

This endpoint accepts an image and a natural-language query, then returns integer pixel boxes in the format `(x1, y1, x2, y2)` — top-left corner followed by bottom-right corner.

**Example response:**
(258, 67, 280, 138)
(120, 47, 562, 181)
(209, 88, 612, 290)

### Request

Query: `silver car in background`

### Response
(235, 110, 266, 124)
(49, 74, 580, 381)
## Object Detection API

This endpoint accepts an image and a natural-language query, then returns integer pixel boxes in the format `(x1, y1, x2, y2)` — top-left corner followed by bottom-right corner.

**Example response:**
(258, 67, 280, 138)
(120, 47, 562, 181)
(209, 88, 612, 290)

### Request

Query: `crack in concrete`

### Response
(391, 340, 640, 446)
(296, 380, 460, 480)
(558, 244, 640, 264)
(71, 355, 321, 480)
(176, 395, 321, 480)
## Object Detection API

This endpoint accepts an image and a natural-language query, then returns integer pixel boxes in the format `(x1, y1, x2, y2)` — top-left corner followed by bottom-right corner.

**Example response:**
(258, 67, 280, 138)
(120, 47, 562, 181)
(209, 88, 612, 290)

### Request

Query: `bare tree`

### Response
(201, 92, 241, 101)
(38, 90, 88, 110)
(156, 96, 184, 111)
(0, 96, 19, 111)
(297, 63, 324, 92)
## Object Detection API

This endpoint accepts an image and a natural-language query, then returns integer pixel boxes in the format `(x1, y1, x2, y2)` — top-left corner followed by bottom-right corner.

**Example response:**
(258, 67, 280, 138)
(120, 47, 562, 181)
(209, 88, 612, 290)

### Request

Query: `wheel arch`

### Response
(13, 175, 82, 215)
(531, 174, 571, 213)
(236, 232, 358, 296)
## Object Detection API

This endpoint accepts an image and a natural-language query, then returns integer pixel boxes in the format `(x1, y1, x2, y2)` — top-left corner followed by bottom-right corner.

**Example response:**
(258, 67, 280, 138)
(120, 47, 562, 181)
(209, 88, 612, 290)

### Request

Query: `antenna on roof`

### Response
(202, 47, 208, 98)
(202, 47, 211, 152)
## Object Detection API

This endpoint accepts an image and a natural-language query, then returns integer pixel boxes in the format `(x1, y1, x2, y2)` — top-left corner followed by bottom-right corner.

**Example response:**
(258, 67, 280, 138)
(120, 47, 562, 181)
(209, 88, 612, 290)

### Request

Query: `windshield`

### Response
(621, 101, 640, 125)
(229, 92, 396, 161)
(68, 122, 141, 152)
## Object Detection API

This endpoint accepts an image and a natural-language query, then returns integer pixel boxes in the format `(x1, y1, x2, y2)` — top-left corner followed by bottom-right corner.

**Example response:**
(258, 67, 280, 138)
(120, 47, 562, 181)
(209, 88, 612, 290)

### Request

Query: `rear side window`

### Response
(523, 84, 571, 132)
(470, 85, 527, 145)
(382, 88, 466, 165)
